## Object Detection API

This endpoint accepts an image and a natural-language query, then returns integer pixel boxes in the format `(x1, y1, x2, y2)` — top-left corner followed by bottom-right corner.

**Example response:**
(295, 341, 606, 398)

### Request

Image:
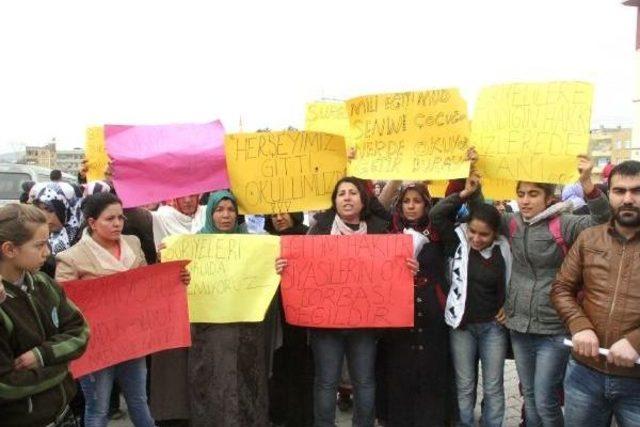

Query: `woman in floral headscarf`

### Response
(31, 181, 83, 255)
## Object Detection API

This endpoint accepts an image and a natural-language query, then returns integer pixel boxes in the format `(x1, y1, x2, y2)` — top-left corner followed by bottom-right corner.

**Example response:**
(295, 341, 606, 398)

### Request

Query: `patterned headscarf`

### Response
(83, 180, 112, 197)
(32, 182, 83, 254)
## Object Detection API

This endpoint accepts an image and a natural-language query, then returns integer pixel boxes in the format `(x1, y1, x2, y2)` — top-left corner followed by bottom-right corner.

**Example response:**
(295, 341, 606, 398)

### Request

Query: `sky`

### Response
(0, 0, 637, 153)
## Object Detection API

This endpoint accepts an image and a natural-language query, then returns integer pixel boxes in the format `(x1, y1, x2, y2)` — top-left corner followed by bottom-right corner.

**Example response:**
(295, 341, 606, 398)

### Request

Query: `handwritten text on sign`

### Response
(347, 89, 471, 180)
(225, 131, 347, 215)
(63, 261, 191, 378)
(162, 234, 281, 323)
(471, 81, 594, 184)
(280, 235, 414, 328)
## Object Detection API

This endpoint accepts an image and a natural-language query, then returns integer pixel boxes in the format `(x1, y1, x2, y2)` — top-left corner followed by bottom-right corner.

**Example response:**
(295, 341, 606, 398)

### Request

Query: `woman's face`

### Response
(175, 195, 199, 216)
(334, 182, 363, 223)
(272, 213, 293, 232)
(213, 199, 237, 232)
(466, 218, 497, 251)
(89, 203, 125, 242)
(36, 204, 63, 234)
(517, 182, 552, 220)
(402, 189, 426, 222)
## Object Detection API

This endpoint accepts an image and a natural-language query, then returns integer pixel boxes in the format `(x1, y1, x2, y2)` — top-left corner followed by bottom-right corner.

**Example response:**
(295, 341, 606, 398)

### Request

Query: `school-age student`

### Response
(430, 174, 511, 427)
(481, 152, 610, 426)
(0, 203, 89, 427)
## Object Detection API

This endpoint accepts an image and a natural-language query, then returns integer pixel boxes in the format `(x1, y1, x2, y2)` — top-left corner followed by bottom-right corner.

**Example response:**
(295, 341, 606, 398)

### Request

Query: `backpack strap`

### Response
(548, 216, 568, 256)
(508, 217, 518, 244)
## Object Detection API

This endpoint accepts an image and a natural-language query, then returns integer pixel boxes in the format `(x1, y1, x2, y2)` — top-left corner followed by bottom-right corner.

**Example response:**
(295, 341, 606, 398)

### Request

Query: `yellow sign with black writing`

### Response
(305, 101, 350, 138)
(162, 234, 281, 323)
(346, 89, 471, 180)
(426, 178, 517, 200)
(225, 131, 347, 215)
(85, 126, 109, 181)
(471, 81, 593, 184)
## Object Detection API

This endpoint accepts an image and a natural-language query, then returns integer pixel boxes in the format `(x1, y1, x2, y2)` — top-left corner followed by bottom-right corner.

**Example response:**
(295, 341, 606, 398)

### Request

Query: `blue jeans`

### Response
(564, 358, 640, 427)
(80, 357, 154, 427)
(510, 331, 569, 427)
(450, 321, 507, 427)
(310, 329, 377, 427)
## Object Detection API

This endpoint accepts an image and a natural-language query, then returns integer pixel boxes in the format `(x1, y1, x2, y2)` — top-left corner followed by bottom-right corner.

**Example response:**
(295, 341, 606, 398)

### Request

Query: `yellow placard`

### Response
(305, 101, 349, 136)
(426, 178, 517, 200)
(162, 234, 281, 323)
(346, 89, 471, 181)
(305, 101, 356, 148)
(85, 126, 109, 181)
(471, 81, 593, 184)
(426, 180, 449, 198)
(225, 131, 347, 215)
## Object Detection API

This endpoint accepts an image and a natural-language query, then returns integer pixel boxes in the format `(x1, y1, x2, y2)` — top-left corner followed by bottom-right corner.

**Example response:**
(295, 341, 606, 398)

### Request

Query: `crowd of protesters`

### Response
(0, 148, 639, 427)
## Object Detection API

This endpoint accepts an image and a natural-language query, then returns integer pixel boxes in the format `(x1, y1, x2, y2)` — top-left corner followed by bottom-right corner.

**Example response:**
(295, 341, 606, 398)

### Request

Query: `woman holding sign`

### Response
(475, 152, 610, 427)
(381, 183, 454, 427)
(55, 192, 190, 427)
(188, 190, 270, 427)
(276, 177, 417, 427)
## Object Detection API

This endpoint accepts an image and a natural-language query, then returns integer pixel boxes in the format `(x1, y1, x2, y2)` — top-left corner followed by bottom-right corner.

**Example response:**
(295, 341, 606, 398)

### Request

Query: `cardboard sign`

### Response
(63, 261, 191, 378)
(280, 234, 414, 328)
(347, 89, 471, 180)
(225, 131, 347, 214)
(471, 81, 594, 184)
(162, 234, 281, 323)
(85, 126, 109, 181)
(105, 121, 229, 208)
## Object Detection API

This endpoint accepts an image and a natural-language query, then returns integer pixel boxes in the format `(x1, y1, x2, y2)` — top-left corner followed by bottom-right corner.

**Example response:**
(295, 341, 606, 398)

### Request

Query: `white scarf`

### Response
(330, 214, 367, 235)
(81, 229, 137, 275)
(151, 205, 206, 247)
(445, 223, 513, 329)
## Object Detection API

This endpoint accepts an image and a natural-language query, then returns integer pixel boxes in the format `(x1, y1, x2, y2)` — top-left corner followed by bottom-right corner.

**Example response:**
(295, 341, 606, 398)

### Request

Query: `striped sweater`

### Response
(0, 271, 89, 426)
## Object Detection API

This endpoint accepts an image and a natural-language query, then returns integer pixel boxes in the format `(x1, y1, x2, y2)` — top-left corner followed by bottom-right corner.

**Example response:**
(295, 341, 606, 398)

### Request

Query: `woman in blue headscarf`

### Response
(188, 190, 269, 427)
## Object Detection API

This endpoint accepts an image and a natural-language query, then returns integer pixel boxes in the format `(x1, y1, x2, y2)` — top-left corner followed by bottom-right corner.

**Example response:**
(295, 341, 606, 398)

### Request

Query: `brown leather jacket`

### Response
(551, 222, 640, 378)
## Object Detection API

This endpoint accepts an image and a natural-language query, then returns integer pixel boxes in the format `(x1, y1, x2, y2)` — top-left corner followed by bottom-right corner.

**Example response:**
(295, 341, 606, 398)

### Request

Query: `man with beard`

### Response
(552, 160, 640, 426)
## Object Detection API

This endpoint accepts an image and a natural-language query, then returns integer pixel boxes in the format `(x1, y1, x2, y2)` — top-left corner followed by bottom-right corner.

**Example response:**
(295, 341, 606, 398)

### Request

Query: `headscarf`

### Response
(83, 180, 112, 197)
(561, 182, 586, 211)
(264, 212, 309, 236)
(390, 183, 433, 234)
(31, 181, 83, 254)
(199, 190, 247, 234)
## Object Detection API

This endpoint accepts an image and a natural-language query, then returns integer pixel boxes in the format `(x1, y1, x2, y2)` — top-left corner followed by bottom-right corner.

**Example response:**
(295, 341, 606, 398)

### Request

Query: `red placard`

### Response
(63, 261, 191, 378)
(280, 234, 414, 328)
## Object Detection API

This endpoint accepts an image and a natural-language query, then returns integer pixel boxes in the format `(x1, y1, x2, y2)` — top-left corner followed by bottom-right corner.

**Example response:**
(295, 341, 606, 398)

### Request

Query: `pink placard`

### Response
(105, 121, 229, 208)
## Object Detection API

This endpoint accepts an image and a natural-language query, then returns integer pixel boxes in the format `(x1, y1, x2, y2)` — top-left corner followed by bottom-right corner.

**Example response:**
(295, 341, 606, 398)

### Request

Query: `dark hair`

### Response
(0, 204, 47, 257)
(468, 203, 502, 233)
(50, 170, 62, 181)
(331, 177, 370, 220)
(81, 192, 122, 221)
(516, 181, 556, 198)
(608, 160, 640, 188)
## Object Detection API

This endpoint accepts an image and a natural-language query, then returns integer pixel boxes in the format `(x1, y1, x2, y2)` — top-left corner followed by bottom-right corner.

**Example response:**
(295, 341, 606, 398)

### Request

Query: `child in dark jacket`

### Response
(0, 203, 89, 427)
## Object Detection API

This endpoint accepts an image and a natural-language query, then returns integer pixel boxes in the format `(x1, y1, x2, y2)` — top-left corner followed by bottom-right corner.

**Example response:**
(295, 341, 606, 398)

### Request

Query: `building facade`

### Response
(23, 143, 57, 169)
(56, 148, 84, 174)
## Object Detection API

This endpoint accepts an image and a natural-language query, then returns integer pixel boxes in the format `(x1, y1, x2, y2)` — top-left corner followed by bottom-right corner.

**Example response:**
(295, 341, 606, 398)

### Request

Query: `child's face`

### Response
(4, 224, 51, 273)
